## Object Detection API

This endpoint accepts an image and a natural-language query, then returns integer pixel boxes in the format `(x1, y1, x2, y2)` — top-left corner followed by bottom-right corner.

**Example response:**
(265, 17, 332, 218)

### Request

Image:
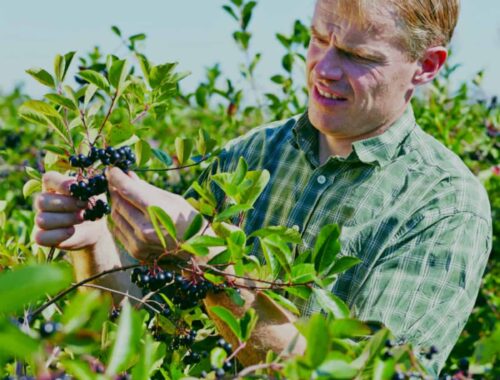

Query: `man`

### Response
(34, 0, 491, 376)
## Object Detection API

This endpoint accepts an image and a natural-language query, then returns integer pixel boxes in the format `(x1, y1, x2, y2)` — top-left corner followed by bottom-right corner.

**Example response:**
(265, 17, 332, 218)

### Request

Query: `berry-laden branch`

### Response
(29, 263, 140, 320)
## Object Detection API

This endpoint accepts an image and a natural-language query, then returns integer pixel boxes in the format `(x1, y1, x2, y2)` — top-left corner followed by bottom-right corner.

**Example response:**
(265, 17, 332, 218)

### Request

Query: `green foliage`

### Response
(0, 1, 497, 379)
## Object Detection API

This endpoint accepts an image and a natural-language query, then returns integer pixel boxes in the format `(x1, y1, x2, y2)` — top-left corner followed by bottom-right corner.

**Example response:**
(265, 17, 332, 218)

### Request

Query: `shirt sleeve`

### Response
(350, 210, 492, 376)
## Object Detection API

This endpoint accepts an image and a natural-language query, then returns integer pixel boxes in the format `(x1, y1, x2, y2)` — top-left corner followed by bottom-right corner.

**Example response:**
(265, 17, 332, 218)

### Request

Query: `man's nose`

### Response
(314, 48, 343, 81)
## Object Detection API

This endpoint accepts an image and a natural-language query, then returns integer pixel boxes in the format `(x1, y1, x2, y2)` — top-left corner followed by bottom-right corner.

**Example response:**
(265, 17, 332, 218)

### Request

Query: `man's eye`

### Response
(312, 35, 328, 45)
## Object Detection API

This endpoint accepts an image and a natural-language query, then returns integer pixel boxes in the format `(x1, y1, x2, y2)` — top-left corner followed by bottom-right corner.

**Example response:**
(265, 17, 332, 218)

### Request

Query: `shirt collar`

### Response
(291, 105, 416, 167)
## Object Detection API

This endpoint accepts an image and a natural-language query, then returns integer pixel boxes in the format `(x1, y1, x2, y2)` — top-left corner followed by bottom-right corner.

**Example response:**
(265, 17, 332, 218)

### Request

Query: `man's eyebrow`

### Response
(310, 25, 386, 61)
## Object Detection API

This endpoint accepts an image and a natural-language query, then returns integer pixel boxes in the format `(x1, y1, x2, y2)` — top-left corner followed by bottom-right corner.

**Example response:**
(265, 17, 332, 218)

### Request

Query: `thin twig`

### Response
(81, 283, 162, 314)
(236, 362, 283, 379)
(47, 247, 56, 262)
(133, 155, 211, 172)
(29, 263, 140, 319)
(92, 90, 118, 146)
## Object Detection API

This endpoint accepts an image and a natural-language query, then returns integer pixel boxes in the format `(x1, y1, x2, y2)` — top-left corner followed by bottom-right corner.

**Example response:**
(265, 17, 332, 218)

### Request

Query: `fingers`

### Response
(107, 167, 146, 208)
(35, 227, 76, 247)
(36, 211, 83, 230)
(42, 171, 75, 194)
(36, 193, 87, 212)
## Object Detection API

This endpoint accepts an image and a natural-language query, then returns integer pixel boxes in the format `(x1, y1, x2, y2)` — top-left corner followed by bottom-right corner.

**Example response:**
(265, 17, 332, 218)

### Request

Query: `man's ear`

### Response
(412, 46, 448, 85)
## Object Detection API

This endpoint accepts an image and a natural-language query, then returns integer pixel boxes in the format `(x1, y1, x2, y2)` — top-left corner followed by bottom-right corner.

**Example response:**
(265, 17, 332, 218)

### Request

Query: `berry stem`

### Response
(93, 89, 119, 146)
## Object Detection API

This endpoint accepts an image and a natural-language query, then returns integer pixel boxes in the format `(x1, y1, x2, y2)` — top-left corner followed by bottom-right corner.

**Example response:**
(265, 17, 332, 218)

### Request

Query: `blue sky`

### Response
(1, 0, 498, 100)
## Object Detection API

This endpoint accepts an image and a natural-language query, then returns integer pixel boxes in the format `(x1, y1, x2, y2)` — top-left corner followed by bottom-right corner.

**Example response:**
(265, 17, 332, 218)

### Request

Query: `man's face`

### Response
(307, 0, 420, 140)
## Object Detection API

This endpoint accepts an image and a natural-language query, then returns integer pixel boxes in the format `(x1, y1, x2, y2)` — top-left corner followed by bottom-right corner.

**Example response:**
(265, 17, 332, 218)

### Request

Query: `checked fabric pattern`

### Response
(188, 106, 492, 375)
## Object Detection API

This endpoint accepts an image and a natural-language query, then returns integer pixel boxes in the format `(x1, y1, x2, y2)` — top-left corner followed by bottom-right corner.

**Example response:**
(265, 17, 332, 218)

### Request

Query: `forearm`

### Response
(203, 271, 306, 366)
(69, 228, 140, 300)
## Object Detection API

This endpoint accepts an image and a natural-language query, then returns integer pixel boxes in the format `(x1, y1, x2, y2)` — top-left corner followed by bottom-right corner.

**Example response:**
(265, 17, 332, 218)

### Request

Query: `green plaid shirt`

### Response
(198, 106, 492, 374)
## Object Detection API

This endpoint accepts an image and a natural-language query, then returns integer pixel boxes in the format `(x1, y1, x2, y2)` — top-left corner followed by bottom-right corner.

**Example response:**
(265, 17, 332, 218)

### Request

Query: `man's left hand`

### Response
(107, 167, 197, 262)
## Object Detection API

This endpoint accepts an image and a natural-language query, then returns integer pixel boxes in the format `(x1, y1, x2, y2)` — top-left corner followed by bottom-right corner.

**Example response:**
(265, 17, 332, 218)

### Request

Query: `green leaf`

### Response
(240, 308, 258, 341)
(0, 319, 41, 360)
(214, 203, 252, 223)
(62, 51, 76, 81)
(250, 225, 302, 244)
(152, 148, 173, 166)
(84, 84, 98, 108)
(316, 354, 359, 379)
(207, 249, 232, 266)
(23, 179, 41, 199)
(136, 53, 151, 84)
(241, 1, 257, 31)
(0, 263, 73, 314)
(26, 68, 55, 88)
(323, 256, 361, 277)
(106, 301, 143, 376)
(210, 347, 227, 369)
(304, 313, 329, 367)
(197, 129, 217, 156)
(19, 99, 60, 117)
(372, 358, 395, 380)
(111, 25, 122, 37)
(181, 235, 225, 257)
(45, 93, 78, 111)
(183, 213, 204, 241)
(226, 287, 245, 307)
(290, 263, 316, 284)
(227, 230, 247, 261)
(135, 140, 152, 167)
(222, 5, 238, 21)
(313, 224, 341, 273)
(25, 166, 41, 180)
(105, 123, 134, 147)
(312, 288, 349, 319)
(43, 145, 67, 156)
(61, 290, 103, 334)
(53, 54, 65, 83)
(175, 137, 194, 165)
(109, 59, 128, 91)
(263, 290, 300, 315)
(238, 169, 270, 206)
(210, 306, 241, 340)
(329, 319, 372, 339)
(131, 334, 166, 380)
(147, 205, 177, 246)
(60, 359, 97, 380)
(203, 273, 226, 285)
(261, 234, 293, 276)
(231, 156, 248, 187)
(129, 33, 146, 43)
(77, 70, 110, 92)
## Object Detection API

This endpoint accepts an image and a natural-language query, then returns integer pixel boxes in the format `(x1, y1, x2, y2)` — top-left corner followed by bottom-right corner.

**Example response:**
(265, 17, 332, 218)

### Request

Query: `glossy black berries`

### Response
(39, 321, 61, 338)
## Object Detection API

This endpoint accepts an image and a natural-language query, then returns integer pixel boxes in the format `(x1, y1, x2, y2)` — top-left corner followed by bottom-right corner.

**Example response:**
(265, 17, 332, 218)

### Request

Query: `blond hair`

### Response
(325, 0, 460, 60)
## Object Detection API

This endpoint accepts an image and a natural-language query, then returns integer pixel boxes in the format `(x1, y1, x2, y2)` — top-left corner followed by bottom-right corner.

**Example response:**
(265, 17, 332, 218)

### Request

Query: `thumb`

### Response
(107, 167, 148, 209)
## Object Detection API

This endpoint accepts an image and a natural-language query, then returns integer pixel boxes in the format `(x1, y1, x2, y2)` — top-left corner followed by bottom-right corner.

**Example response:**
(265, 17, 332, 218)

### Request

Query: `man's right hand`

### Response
(34, 171, 109, 250)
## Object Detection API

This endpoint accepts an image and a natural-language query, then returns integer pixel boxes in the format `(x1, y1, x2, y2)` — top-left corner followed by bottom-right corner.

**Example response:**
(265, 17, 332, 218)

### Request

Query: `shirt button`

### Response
(292, 225, 300, 232)
(317, 175, 326, 185)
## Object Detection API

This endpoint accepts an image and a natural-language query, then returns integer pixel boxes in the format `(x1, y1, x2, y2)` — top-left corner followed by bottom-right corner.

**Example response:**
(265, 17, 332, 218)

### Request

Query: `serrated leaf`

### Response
(210, 306, 241, 340)
(23, 179, 42, 198)
(152, 148, 173, 166)
(106, 301, 143, 376)
(183, 213, 204, 241)
(312, 288, 349, 319)
(77, 70, 110, 92)
(26, 68, 55, 88)
(175, 137, 194, 165)
(0, 263, 73, 314)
